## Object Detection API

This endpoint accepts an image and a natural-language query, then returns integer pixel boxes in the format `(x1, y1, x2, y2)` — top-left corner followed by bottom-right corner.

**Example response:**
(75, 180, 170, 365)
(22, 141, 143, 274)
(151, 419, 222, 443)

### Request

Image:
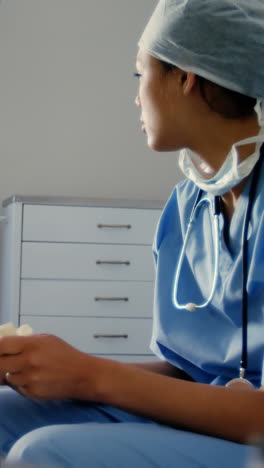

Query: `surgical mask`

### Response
(178, 100, 264, 196)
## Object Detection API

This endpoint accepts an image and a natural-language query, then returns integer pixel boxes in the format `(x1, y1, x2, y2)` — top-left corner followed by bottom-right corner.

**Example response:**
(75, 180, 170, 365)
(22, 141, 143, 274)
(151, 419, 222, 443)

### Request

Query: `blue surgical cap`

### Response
(139, 0, 264, 99)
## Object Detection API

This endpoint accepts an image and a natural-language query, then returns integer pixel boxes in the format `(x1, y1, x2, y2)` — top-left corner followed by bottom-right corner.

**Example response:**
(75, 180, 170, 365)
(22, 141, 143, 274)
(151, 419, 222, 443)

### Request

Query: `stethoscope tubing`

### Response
(173, 195, 220, 310)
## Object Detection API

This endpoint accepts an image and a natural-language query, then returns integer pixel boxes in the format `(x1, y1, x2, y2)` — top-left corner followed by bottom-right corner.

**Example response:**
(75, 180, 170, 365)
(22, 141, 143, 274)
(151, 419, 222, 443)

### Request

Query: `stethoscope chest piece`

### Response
(225, 367, 255, 391)
(225, 378, 255, 391)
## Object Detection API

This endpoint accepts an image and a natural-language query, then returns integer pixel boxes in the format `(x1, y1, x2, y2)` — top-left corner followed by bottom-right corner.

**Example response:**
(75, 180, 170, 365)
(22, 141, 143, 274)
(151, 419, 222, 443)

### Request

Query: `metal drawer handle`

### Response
(93, 334, 128, 339)
(94, 297, 129, 302)
(96, 260, 130, 266)
(97, 224, 131, 229)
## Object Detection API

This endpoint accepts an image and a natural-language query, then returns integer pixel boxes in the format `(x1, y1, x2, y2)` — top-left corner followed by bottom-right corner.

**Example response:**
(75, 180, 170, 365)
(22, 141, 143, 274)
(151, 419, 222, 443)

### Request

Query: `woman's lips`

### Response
(141, 122, 146, 133)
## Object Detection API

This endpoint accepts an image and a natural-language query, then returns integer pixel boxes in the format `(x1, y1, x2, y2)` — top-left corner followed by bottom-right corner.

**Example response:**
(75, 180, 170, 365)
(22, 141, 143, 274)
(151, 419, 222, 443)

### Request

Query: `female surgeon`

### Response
(0, 0, 264, 467)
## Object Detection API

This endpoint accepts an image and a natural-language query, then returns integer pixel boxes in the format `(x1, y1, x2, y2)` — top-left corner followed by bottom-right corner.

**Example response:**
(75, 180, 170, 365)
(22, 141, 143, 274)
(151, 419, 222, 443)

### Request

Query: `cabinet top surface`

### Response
(3, 195, 165, 210)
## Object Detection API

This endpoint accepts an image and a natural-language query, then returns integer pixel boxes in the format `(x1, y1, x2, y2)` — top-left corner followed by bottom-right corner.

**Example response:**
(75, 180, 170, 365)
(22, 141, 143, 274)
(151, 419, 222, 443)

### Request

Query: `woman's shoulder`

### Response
(153, 178, 199, 253)
(163, 177, 200, 217)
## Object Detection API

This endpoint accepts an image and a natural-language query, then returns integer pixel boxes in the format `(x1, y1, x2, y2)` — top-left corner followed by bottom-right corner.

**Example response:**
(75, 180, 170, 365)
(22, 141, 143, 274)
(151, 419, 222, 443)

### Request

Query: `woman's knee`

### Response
(6, 426, 62, 467)
(6, 424, 109, 468)
(0, 388, 31, 456)
(6, 423, 149, 468)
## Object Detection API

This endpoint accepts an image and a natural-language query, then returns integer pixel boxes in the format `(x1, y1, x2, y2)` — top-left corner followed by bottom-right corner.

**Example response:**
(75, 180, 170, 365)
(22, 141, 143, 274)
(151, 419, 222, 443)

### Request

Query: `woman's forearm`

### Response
(84, 358, 264, 444)
(127, 360, 194, 380)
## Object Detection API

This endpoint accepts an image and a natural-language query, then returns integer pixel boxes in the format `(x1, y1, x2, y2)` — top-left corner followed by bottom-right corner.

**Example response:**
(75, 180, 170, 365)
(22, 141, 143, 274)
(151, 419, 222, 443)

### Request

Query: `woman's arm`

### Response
(90, 358, 264, 444)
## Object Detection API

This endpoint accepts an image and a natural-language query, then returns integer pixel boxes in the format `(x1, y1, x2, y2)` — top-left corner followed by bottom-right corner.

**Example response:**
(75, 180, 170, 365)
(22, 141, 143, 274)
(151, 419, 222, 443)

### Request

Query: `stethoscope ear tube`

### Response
(213, 196, 221, 216)
(240, 154, 263, 372)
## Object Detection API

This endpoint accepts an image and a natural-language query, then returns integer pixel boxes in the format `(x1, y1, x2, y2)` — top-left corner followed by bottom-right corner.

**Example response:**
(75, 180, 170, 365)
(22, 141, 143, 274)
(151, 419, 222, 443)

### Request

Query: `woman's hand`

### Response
(0, 334, 103, 400)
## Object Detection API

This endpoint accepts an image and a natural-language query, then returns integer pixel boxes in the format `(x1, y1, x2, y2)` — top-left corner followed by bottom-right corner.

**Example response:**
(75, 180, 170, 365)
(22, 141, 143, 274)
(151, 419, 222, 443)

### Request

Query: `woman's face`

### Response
(135, 50, 185, 152)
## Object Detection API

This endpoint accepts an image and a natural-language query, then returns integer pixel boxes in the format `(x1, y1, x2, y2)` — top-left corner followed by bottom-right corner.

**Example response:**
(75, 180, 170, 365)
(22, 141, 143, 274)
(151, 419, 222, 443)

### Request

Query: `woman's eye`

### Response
(134, 73, 142, 79)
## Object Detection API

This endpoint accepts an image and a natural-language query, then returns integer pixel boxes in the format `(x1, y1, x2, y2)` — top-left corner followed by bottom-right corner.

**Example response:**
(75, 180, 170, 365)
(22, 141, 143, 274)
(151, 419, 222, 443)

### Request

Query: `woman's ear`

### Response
(182, 72, 197, 96)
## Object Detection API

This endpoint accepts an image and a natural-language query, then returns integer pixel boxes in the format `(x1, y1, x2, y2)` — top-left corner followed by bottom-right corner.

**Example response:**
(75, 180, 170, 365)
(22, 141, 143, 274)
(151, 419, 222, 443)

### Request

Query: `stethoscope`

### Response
(172, 153, 263, 389)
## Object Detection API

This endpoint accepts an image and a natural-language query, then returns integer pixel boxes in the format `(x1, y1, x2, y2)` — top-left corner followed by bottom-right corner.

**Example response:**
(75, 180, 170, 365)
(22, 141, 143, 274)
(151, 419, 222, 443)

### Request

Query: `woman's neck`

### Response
(221, 178, 249, 220)
(189, 114, 260, 219)
(189, 114, 260, 173)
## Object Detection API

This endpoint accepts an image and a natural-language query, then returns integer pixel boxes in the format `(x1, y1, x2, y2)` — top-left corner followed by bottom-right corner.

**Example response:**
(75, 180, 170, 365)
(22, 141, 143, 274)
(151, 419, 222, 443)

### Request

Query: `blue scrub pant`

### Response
(0, 387, 252, 468)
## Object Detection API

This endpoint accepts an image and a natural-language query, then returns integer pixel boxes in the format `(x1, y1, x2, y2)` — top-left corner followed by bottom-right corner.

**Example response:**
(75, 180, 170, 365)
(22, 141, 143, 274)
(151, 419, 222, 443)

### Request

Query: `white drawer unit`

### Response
(0, 196, 163, 362)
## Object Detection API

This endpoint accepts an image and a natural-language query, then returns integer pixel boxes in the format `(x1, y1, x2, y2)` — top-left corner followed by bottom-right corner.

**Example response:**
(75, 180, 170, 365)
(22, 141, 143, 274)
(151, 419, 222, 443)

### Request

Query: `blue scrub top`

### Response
(151, 156, 264, 387)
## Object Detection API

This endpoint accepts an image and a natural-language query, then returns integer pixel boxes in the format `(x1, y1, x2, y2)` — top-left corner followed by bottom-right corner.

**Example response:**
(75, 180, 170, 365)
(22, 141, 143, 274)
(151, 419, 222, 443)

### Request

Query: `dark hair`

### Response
(159, 60, 256, 120)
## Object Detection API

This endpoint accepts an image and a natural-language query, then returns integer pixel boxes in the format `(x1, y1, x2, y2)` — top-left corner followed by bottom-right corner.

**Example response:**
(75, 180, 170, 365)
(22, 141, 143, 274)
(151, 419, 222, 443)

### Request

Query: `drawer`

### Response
(22, 205, 161, 244)
(21, 243, 155, 281)
(20, 316, 153, 354)
(20, 280, 154, 318)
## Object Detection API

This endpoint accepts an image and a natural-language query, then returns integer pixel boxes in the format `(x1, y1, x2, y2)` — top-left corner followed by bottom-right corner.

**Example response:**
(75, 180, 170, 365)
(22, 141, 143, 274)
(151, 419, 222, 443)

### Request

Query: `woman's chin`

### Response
(147, 133, 183, 152)
(146, 134, 162, 151)
(147, 137, 174, 152)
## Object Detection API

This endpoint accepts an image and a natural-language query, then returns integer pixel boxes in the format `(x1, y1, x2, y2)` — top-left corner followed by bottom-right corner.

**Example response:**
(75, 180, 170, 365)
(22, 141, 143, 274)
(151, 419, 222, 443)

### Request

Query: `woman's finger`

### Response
(0, 353, 26, 374)
(5, 372, 44, 400)
(4, 370, 30, 388)
(0, 335, 29, 355)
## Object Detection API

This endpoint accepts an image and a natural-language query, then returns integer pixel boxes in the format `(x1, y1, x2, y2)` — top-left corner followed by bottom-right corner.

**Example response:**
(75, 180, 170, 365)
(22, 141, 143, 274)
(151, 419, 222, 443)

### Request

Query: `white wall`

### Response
(0, 0, 183, 214)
